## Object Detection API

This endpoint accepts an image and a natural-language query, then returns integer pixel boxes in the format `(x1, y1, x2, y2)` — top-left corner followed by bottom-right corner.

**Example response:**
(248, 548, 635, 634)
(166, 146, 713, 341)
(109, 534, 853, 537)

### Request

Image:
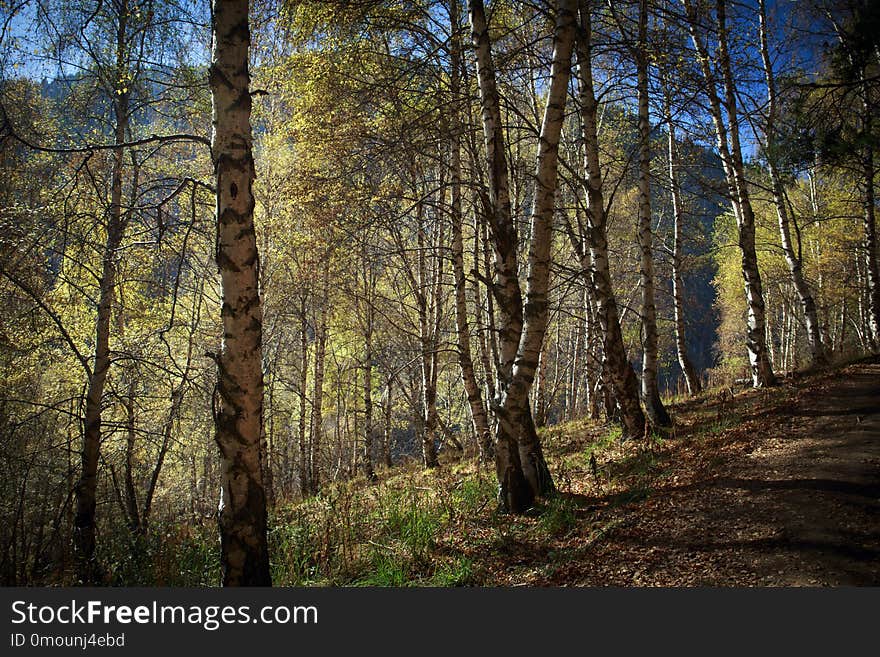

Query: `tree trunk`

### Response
(684, 0, 775, 387)
(478, 215, 501, 396)
(862, 116, 880, 349)
(660, 75, 701, 395)
(261, 369, 276, 510)
(209, 0, 270, 586)
(471, 0, 575, 511)
(297, 294, 309, 498)
(74, 1, 130, 583)
(758, 0, 827, 367)
(469, 0, 534, 511)
(416, 201, 440, 468)
(498, 0, 574, 503)
(309, 266, 329, 494)
(575, 0, 646, 439)
(534, 341, 548, 428)
(583, 283, 601, 419)
(383, 378, 394, 468)
(635, 0, 671, 427)
(362, 318, 377, 483)
(449, 0, 494, 463)
(468, 0, 523, 390)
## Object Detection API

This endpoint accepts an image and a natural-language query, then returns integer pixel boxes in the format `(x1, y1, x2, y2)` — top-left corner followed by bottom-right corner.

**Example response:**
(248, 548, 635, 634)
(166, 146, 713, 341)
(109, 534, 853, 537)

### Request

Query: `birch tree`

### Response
(660, 68, 702, 395)
(682, 0, 776, 387)
(448, 0, 493, 462)
(574, 0, 646, 438)
(469, 0, 575, 511)
(209, 0, 271, 586)
(757, 0, 827, 367)
(631, 0, 671, 425)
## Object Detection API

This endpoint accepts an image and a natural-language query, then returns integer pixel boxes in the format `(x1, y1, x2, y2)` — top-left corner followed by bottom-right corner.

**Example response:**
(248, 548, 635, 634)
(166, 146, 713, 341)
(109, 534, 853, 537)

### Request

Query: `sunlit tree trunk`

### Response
(660, 74, 701, 396)
(449, 0, 493, 462)
(860, 103, 880, 349)
(634, 0, 671, 426)
(475, 211, 500, 402)
(382, 376, 394, 468)
(575, 0, 646, 439)
(758, 0, 827, 367)
(209, 0, 270, 586)
(470, 0, 574, 511)
(534, 341, 548, 428)
(469, 0, 530, 509)
(498, 0, 574, 502)
(683, 0, 775, 387)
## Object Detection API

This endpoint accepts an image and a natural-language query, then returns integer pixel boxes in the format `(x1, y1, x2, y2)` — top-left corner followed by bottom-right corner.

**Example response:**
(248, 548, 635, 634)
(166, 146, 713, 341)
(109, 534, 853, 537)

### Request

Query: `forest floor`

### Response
(260, 356, 880, 587)
(439, 356, 880, 586)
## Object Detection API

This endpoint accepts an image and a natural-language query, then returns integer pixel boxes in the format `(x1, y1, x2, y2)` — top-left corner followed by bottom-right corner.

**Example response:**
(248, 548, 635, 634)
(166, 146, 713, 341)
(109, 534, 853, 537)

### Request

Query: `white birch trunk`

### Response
(210, 0, 270, 586)
(575, 0, 646, 439)
(635, 0, 671, 426)
(449, 0, 494, 462)
(683, 0, 776, 387)
(758, 0, 827, 367)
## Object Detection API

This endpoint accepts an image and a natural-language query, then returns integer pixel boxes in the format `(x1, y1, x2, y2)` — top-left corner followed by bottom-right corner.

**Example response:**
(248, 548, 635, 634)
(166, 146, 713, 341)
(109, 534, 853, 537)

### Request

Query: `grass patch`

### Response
(701, 414, 743, 437)
(537, 495, 578, 537)
(428, 556, 475, 586)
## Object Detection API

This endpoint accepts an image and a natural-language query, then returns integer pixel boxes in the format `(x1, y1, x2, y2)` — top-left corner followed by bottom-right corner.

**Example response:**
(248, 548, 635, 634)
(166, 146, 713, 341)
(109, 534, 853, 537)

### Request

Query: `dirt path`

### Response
(539, 359, 880, 586)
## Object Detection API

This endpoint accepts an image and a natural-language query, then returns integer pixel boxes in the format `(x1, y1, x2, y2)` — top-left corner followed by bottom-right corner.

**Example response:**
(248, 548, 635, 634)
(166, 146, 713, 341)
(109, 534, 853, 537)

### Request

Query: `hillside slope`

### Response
(472, 358, 880, 586)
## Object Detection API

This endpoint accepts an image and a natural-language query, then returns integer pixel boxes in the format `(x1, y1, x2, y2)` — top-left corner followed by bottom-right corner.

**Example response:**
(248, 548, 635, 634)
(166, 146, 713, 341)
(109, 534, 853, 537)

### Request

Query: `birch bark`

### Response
(660, 73, 701, 395)
(683, 0, 776, 387)
(634, 0, 671, 426)
(758, 0, 826, 367)
(449, 0, 493, 462)
(210, 0, 271, 585)
(469, 0, 575, 510)
(575, 0, 646, 439)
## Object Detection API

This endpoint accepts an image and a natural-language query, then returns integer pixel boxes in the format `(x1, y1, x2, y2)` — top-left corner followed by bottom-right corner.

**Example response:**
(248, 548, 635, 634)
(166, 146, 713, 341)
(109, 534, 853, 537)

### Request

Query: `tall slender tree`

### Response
(209, 0, 271, 586)
(683, 0, 776, 387)
(575, 0, 646, 438)
(660, 69, 702, 395)
(470, 0, 575, 511)
(757, 0, 827, 367)
(634, 0, 671, 425)
(448, 0, 494, 462)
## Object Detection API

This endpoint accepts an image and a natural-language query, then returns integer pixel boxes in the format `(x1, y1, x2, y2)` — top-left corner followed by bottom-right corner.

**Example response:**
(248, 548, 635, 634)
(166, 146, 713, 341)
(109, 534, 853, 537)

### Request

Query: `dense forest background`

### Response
(0, 0, 877, 585)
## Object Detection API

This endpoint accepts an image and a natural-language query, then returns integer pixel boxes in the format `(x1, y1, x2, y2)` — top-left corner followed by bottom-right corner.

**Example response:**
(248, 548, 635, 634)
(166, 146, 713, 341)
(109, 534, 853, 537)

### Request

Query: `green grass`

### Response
(537, 495, 578, 537)
(96, 396, 762, 587)
(427, 556, 475, 586)
(701, 413, 743, 437)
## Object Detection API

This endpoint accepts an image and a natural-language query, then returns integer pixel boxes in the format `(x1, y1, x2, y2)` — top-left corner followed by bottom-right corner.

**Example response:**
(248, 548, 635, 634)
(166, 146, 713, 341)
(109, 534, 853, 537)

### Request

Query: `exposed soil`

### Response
(471, 358, 880, 586)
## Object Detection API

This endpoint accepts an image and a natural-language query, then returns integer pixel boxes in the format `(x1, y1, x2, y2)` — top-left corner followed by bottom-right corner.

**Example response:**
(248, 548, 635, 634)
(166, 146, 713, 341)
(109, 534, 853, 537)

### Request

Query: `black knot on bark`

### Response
(230, 182, 238, 198)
